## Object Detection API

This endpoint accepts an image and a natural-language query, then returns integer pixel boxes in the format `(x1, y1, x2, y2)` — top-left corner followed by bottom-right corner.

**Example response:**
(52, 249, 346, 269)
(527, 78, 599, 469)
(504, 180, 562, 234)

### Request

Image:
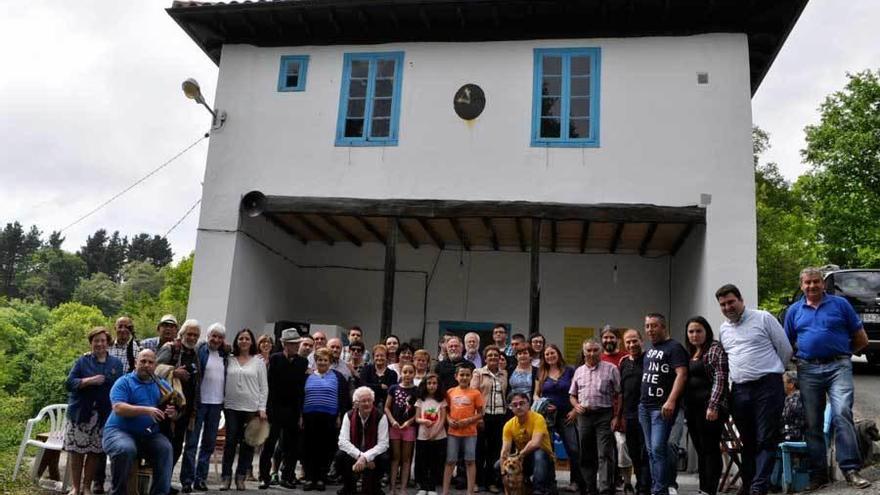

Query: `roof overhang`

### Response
(246, 195, 705, 255)
(168, 0, 808, 94)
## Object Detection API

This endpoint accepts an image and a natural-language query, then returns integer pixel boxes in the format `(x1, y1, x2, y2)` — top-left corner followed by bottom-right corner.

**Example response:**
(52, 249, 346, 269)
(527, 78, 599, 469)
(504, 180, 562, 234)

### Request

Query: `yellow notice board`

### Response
(563, 326, 595, 365)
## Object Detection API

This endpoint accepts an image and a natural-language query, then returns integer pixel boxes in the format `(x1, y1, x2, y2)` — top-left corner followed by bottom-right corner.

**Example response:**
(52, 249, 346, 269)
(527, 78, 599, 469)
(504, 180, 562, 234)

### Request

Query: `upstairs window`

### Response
(531, 48, 601, 147)
(336, 51, 404, 146)
(277, 55, 309, 92)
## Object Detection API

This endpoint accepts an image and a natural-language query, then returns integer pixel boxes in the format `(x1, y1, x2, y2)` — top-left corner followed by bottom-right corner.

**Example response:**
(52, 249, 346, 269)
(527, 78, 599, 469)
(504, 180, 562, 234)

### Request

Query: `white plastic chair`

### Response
(13, 404, 70, 491)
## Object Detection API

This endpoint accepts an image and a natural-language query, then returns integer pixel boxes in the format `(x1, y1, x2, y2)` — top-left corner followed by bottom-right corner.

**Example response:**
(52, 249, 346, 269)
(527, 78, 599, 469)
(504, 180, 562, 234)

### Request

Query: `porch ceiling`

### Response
(252, 195, 704, 256)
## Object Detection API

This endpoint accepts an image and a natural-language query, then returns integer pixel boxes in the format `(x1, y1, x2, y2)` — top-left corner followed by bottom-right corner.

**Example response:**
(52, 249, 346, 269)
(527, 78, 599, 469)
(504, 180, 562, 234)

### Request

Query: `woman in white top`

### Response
(220, 329, 268, 491)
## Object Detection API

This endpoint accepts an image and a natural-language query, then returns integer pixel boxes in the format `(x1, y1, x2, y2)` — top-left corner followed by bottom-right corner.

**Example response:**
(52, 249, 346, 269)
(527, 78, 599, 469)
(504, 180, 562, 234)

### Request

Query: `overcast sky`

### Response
(2, 0, 879, 259)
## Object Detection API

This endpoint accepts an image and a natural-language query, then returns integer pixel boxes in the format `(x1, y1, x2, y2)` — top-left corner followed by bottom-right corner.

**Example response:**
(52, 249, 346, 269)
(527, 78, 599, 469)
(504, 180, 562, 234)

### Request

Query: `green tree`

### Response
(72, 272, 123, 316)
(120, 260, 163, 300)
(802, 69, 880, 267)
(20, 247, 87, 307)
(753, 127, 822, 313)
(0, 223, 42, 298)
(21, 303, 106, 412)
(78, 229, 128, 280)
(128, 234, 173, 268)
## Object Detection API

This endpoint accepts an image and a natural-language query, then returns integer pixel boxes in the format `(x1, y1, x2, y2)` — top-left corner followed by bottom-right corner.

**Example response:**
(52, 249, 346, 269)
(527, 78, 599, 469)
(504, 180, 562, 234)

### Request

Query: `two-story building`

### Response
(169, 0, 807, 354)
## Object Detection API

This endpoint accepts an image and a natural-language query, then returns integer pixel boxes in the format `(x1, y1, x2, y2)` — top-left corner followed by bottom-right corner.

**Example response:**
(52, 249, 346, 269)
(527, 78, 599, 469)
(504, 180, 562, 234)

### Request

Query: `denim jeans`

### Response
(552, 412, 585, 488)
(731, 373, 784, 495)
(179, 403, 222, 486)
(797, 357, 862, 476)
(625, 417, 652, 495)
(102, 427, 173, 495)
(638, 404, 675, 495)
(221, 409, 257, 478)
(666, 410, 684, 490)
(577, 408, 615, 494)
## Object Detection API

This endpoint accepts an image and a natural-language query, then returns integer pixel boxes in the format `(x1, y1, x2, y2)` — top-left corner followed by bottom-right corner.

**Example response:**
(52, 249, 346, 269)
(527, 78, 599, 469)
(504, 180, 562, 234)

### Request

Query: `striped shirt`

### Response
(569, 360, 620, 409)
(304, 370, 339, 415)
(108, 340, 141, 374)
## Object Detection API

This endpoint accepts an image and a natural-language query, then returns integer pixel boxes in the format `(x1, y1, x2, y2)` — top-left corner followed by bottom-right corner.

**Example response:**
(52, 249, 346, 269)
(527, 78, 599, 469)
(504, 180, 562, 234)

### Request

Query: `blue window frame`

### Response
(335, 51, 404, 146)
(531, 48, 601, 147)
(277, 55, 309, 92)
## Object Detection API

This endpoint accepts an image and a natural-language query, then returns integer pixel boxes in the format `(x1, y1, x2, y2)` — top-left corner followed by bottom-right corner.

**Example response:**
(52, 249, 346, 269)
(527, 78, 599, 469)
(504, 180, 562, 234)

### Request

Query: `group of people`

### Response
(60, 267, 873, 495)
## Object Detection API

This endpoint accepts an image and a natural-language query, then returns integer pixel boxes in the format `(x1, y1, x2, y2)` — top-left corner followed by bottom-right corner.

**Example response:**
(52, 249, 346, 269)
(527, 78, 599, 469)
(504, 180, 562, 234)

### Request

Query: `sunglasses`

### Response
(117, 325, 133, 330)
(509, 401, 529, 409)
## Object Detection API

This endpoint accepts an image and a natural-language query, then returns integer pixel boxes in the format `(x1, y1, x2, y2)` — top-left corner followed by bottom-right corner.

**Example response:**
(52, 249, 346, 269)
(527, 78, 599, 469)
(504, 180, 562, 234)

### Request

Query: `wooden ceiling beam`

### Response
(355, 217, 385, 245)
(320, 215, 362, 247)
(482, 217, 499, 251)
(609, 222, 624, 254)
(397, 219, 420, 249)
(579, 220, 590, 253)
(261, 196, 706, 224)
(295, 214, 334, 245)
(515, 218, 527, 252)
(449, 218, 470, 251)
(670, 223, 695, 256)
(264, 213, 307, 245)
(417, 218, 445, 250)
(639, 222, 658, 256)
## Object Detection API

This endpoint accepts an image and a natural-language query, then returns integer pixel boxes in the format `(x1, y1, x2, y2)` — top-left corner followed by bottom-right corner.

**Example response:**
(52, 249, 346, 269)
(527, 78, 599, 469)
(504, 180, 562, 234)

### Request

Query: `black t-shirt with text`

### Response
(640, 338, 688, 409)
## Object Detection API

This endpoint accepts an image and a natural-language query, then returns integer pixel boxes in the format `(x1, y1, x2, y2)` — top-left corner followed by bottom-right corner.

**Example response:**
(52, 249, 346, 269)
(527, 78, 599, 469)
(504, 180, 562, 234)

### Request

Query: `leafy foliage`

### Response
(801, 70, 880, 268)
(20, 303, 106, 410)
(0, 223, 42, 299)
(72, 272, 123, 316)
(19, 247, 87, 308)
(128, 233, 173, 268)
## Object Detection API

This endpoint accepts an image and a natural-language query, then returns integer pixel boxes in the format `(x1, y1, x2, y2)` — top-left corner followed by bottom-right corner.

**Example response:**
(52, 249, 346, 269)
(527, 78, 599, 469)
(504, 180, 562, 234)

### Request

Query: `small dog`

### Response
(856, 419, 880, 465)
(501, 453, 529, 495)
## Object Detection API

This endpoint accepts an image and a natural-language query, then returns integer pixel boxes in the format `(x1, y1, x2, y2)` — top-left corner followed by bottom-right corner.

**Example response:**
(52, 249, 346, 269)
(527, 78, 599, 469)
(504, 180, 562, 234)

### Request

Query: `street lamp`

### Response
(182, 78, 227, 130)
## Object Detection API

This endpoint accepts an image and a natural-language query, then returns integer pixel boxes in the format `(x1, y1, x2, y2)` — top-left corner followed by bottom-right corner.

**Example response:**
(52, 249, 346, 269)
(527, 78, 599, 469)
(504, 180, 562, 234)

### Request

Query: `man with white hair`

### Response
(464, 332, 483, 368)
(180, 323, 227, 493)
(156, 319, 203, 477)
(336, 386, 390, 495)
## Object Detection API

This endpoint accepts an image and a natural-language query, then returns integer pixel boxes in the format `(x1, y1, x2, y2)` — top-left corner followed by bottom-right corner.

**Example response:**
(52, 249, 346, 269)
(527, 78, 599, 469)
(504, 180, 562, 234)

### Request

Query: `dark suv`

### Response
(781, 268, 880, 366)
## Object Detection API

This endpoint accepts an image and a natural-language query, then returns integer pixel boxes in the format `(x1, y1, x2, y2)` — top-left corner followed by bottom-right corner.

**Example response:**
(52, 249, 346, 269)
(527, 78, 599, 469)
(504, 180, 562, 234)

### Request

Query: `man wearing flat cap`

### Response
(142, 315, 179, 352)
(259, 328, 309, 489)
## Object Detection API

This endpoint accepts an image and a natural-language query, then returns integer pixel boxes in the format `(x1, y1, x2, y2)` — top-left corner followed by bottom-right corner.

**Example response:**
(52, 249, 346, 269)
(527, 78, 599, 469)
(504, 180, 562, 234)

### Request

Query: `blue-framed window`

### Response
(531, 48, 601, 147)
(335, 51, 404, 146)
(277, 55, 309, 92)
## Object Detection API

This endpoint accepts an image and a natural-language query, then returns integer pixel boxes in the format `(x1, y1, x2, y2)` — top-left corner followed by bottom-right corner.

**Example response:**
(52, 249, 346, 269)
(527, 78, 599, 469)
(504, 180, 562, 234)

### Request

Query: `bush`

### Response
(21, 303, 106, 414)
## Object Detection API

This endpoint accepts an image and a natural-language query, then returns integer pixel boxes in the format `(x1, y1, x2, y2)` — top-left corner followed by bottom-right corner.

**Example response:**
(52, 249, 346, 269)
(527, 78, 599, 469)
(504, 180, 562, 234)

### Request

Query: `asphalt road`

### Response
(852, 356, 880, 422)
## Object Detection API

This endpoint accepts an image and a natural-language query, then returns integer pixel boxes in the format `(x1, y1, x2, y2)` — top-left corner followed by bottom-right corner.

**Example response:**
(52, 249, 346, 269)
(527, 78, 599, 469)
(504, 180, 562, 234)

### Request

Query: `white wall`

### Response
(188, 33, 756, 341)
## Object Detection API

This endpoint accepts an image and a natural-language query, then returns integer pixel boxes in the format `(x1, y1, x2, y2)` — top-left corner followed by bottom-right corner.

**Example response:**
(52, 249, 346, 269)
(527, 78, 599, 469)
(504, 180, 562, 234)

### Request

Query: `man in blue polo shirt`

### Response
(102, 349, 177, 495)
(784, 267, 871, 490)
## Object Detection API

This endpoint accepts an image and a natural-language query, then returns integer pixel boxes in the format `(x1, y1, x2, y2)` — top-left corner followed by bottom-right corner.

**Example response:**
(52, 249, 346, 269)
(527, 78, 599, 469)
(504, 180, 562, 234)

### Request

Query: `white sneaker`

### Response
(668, 487, 678, 495)
(416, 491, 427, 495)
(428, 491, 438, 495)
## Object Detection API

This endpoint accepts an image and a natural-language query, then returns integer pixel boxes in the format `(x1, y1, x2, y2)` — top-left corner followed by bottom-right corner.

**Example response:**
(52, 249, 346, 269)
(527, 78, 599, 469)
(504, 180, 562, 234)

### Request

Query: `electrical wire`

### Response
(60, 132, 209, 233)
(165, 198, 202, 237)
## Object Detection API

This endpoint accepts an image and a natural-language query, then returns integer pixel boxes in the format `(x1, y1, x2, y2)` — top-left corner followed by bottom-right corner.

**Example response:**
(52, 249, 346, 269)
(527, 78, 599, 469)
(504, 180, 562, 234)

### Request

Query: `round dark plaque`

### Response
(453, 84, 486, 120)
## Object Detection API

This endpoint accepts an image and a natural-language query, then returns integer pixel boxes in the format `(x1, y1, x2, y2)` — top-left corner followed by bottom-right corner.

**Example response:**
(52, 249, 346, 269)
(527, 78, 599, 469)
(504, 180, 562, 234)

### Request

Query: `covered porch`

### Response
(203, 193, 706, 353)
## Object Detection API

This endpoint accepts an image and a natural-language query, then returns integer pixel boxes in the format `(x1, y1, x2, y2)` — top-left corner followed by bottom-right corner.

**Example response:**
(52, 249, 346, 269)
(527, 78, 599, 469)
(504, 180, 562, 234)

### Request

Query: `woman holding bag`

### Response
(220, 328, 268, 491)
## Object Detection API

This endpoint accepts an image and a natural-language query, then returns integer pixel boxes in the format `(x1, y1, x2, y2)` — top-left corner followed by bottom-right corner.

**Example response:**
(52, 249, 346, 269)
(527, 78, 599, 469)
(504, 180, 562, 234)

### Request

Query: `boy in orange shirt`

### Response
(443, 364, 484, 495)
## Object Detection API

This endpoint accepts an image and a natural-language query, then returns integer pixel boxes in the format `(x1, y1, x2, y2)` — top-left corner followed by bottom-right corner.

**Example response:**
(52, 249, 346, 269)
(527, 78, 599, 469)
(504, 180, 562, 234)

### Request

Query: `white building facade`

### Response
(170, 0, 807, 352)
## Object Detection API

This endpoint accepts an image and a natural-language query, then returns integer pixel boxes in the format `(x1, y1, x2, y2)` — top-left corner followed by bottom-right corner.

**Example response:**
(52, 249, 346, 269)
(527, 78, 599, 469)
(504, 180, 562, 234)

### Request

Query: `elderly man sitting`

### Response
(102, 349, 177, 495)
(336, 386, 390, 495)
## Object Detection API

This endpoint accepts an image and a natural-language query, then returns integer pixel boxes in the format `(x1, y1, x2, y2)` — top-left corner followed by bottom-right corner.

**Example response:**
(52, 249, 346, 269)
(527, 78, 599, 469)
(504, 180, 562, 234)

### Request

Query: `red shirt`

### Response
(601, 351, 626, 368)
